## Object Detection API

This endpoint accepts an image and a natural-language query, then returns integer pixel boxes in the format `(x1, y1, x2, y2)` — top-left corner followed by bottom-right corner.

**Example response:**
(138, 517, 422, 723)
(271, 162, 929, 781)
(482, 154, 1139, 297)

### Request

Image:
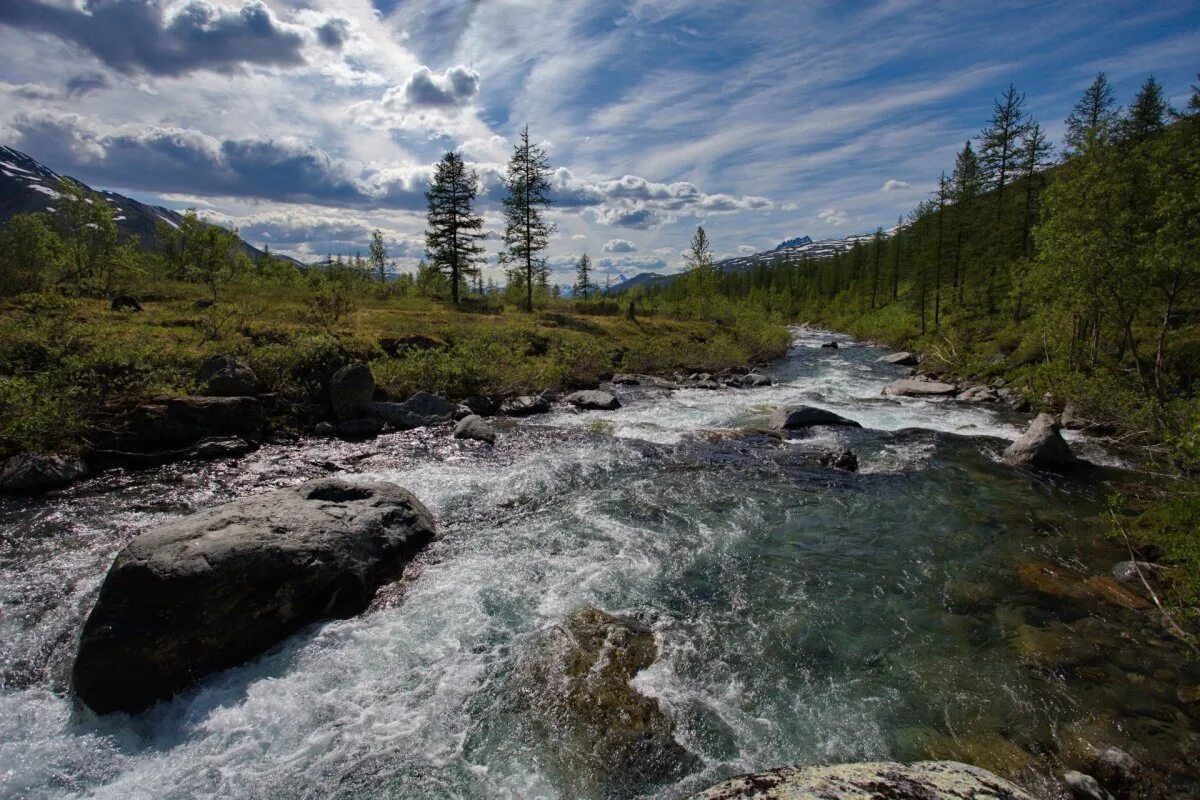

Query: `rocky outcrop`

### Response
(883, 378, 958, 397)
(502, 395, 552, 417)
(1003, 413, 1077, 467)
(73, 478, 436, 715)
(565, 390, 621, 411)
(368, 391, 454, 430)
(879, 351, 918, 366)
(102, 396, 266, 454)
(329, 363, 375, 422)
(453, 414, 496, 444)
(196, 355, 258, 397)
(771, 405, 862, 430)
(0, 453, 89, 494)
(687, 760, 1037, 799)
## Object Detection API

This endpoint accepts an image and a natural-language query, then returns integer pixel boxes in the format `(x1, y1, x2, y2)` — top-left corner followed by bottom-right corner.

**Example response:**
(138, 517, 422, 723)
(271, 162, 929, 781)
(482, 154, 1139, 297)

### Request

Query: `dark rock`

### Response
(314, 422, 335, 437)
(0, 453, 88, 494)
(463, 395, 501, 416)
(91, 437, 257, 470)
(452, 403, 473, 421)
(611, 374, 641, 385)
(883, 378, 958, 397)
(105, 396, 266, 453)
(770, 405, 862, 429)
(1091, 745, 1141, 791)
(1003, 413, 1077, 467)
(565, 390, 621, 411)
(1063, 770, 1114, 800)
(329, 364, 374, 422)
(879, 351, 918, 366)
(501, 395, 551, 417)
(453, 415, 496, 444)
(110, 294, 142, 312)
(1111, 560, 1162, 584)
(818, 450, 859, 471)
(368, 392, 454, 430)
(336, 418, 383, 440)
(820, 341, 839, 349)
(378, 334, 447, 356)
(72, 478, 436, 714)
(196, 355, 258, 397)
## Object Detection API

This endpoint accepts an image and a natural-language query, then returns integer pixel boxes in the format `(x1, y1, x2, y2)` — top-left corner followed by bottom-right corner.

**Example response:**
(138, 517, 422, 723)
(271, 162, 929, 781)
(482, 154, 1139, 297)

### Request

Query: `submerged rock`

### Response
(687, 760, 1037, 799)
(879, 351, 919, 366)
(821, 341, 839, 349)
(196, 355, 258, 397)
(501, 395, 551, 416)
(883, 378, 958, 397)
(0, 452, 88, 494)
(329, 363, 374, 422)
(73, 478, 436, 715)
(770, 405, 862, 429)
(336, 418, 383, 440)
(1003, 413, 1077, 467)
(818, 450, 859, 471)
(565, 389, 621, 410)
(453, 414, 496, 444)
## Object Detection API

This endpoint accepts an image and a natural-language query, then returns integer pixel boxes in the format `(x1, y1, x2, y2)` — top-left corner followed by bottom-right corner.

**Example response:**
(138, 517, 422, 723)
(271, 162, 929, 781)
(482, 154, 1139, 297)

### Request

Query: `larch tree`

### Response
(950, 140, 983, 306)
(368, 229, 387, 285)
(500, 126, 556, 312)
(979, 84, 1031, 310)
(425, 150, 485, 305)
(575, 252, 593, 300)
(1064, 72, 1119, 153)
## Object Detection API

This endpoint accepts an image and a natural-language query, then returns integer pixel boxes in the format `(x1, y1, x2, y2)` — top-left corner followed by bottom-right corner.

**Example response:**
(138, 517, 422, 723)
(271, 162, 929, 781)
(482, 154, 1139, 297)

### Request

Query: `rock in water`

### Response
(882, 378, 958, 397)
(101, 396, 266, 453)
(879, 351, 919, 366)
(818, 450, 859, 471)
(687, 761, 1037, 799)
(770, 405, 862, 429)
(1063, 770, 1115, 800)
(517, 607, 696, 795)
(0, 453, 88, 494)
(565, 390, 621, 410)
(453, 414, 496, 444)
(1003, 413, 1077, 467)
(368, 391, 454, 430)
(336, 418, 383, 440)
(72, 478, 437, 715)
(196, 355, 259, 397)
(821, 341, 839, 349)
(329, 363, 374, 422)
(501, 395, 551, 417)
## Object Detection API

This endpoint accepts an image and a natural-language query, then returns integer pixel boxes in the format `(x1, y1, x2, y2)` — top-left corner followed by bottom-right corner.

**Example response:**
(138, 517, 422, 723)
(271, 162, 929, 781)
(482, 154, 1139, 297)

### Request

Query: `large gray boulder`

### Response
(329, 364, 375, 422)
(883, 379, 958, 397)
(1003, 413, 1078, 467)
(196, 355, 258, 397)
(879, 351, 919, 366)
(771, 405, 862, 430)
(565, 390, 621, 411)
(73, 478, 437, 715)
(687, 760, 1037, 799)
(502, 395, 551, 417)
(368, 391, 454, 430)
(453, 414, 496, 444)
(0, 453, 88, 494)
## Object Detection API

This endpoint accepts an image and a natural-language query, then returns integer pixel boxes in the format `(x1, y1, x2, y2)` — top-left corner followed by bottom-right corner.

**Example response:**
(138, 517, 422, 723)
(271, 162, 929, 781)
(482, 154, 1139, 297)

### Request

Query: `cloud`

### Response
(0, 0, 319, 77)
(602, 238, 637, 253)
(881, 179, 911, 191)
(397, 65, 480, 108)
(315, 17, 352, 49)
(818, 208, 849, 226)
(571, 233, 587, 240)
(592, 206, 670, 230)
(65, 73, 109, 97)
(738, 245, 757, 254)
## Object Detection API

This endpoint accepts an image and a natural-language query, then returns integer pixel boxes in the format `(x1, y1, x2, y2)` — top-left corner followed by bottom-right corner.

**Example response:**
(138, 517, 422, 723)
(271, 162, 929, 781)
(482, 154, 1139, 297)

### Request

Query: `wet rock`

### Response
(740, 372, 772, 387)
(818, 450, 859, 471)
(106, 396, 266, 453)
(1061, 403, 1085, 430)
(73, 478, 437, 715)
(565, 390, 621, 411)
(517, 607, 696, 795)
(958, 385, 999, 402)
(196, 355, 258, 397)
(1111, 560, 1162, 585)
(501, 394, 551, 417)
(899, 726, 1041, 783)
(453, 414, 496, 444)
(1015, 562, 1151, 610)
(329, 363, 374, 422)
(1003, 413, 1077, 467)
(820, 341, 839, 349)
(93, 437, 258, 469)
(368, 391, 454, 430)
(691, 379, 722, 390)
(611, 373, 641, 385)
(1083, 575, 1152, 610)
(770, 405, 862, 429)
(1064, 770, 1115, 800)
(0, 453, 88, 494)
(687, 761, 1037, 800)
(1091, 745, 1141, 791)
(452, 403, 473, 420)
(314, 422, 335, 437)
(110, 294, 142, 312)
(879, 351, 919, 366)
(336, 418, 383, 440)
(463, 395, 501, 416)
(883, 378, 958, 397)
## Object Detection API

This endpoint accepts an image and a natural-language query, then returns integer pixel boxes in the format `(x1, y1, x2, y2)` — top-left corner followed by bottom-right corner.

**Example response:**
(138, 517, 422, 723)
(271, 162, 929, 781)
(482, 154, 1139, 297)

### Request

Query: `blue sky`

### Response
(0, 0, 1196, 281)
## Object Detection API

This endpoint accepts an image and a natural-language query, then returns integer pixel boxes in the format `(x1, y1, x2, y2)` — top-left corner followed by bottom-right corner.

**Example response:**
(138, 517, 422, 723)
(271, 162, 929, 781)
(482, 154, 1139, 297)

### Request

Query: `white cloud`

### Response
(881, 179, 911, 191)
(602, 238, 637, 253)
(818, 208, 849, 226)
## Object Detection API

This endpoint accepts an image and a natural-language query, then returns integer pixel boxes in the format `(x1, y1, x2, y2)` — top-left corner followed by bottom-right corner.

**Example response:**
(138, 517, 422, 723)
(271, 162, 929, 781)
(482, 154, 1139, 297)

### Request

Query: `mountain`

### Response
(0, 145, 279, 262)
(774, 235, 813, 250)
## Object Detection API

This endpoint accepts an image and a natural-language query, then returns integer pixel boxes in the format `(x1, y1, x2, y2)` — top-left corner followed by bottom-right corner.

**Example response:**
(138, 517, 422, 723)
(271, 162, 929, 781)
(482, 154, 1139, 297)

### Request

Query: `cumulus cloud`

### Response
(0, 0, 326, 77)
(65, 73, 109, 97)
(881, 179, 910, 191)
(315, 17, 352, 49)
(397, 65, 480, 109)
(602, 238, 637, 253)
(571, 233, 587, 240)
(818, 207, 849, 226)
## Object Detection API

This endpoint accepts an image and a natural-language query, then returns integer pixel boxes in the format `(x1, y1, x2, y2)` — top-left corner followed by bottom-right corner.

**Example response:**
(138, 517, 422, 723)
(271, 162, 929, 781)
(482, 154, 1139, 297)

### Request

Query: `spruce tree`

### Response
(1064, 72, 1119, 153)
(950, 140, 982, 306)
(575, 252, 593, 300)
(425, 151, 485, 304)
(979, 85, 1031, 311)
(1018, 122, 1053, 257)
(500, 126, 555, 311)
(1124, 75, 1168, 143)
(368, 229, 387, 284)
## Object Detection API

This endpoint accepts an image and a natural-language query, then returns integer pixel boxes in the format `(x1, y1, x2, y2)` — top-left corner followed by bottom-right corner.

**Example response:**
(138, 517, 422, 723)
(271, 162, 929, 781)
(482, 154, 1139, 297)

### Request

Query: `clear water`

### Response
(1, 328, 1196, 799)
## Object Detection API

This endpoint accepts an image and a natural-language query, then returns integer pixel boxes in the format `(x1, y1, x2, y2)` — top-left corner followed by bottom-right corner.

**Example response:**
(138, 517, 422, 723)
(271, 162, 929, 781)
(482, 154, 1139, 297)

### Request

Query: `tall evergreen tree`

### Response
(368, 229, 387, 284)
(500, 126, 556, 312)
(1018, 122, 1054, 256)
(979, 85, 1031, 310)
(933, 173, 949, 328)
(870, 227, 883, 309)
(1064, 72, 1119, 152)
(1124, 75, 1169, 143)
(575, 252, 593, 300)
(425, 151, 485, 304)
(950, 140, 982, 305)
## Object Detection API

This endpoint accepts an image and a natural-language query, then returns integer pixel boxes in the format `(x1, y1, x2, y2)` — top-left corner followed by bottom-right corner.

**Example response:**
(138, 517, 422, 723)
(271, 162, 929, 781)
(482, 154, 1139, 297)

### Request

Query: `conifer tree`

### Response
(1124, 75, 1169, 143)
(575, 252, 593, 300)
(870, 227, 883, 309)
(500, 126, 555, 311)
(1017, 122, 1053, 257)
(1064, 72, 1119, 153)
(950, 140, 983, 305)
(979, 85, 1031, 309)
(891, 216, 903, 300)
(933, 173, 949, 328)
(368, 229, 387, 284)
(425, 151, 485, 304)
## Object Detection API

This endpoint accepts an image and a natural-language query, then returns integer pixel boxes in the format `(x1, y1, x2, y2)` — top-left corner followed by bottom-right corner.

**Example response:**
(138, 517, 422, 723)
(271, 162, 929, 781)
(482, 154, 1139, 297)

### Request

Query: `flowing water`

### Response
(1, 328, 1198, 799)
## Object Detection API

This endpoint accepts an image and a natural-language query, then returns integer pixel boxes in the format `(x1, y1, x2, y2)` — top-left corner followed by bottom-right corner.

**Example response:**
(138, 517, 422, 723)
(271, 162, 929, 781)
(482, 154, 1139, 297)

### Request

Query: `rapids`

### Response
(1, 327, 1197, 799)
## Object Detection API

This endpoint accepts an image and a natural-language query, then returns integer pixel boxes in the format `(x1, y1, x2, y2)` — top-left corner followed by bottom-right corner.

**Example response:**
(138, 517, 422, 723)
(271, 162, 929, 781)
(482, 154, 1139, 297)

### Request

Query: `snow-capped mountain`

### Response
(774, 235, 813, 250)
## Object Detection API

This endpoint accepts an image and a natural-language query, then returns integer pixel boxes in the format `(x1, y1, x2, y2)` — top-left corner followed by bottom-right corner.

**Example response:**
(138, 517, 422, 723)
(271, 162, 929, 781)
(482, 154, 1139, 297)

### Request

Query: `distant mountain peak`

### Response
(774, 235, 813, 250)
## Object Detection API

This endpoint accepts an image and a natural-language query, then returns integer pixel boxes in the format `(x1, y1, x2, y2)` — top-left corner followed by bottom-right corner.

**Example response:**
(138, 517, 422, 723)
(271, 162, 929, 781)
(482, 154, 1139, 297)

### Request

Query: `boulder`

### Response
(820, 341, 839, 349)
(110, 294, 142, 312)
(957, 385, 999, 403)
(367, 391, 454, 430)
(378, 334, 447, 356)
(91, 437, 257, 470)
(329, 364, 374, 422)
(690, 379, 722, 390)
(687, 761, 1037, 800)
(453, 414, 496, 444)
(1061, 403, 1085, 430)
(501, 395, 551, 417)
(336, 418, 383, 440)
(104, 396, 266, 453)
(818, 450, 859, 471)
(770, 405, 862, 430)
(463, 395, 501, 416)
(883, 378, 958, 397)
(0, 453, 88, 494)
(1111, 560, 1161, 584)
(565, 390, 621, 411)
(1063, 770, 1114, 800)
(879, 351, 919, 366)
(73, 478, 436, 715)
(196, 355, 258, 397)
(1003, 413, 1077, 467)
(611, 374, 641, 385)
(314, 422, 335, 437)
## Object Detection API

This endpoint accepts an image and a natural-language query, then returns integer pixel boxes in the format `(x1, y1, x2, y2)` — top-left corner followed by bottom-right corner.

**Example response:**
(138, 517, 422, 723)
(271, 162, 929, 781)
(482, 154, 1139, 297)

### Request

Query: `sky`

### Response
(0, 0, 1197, 283)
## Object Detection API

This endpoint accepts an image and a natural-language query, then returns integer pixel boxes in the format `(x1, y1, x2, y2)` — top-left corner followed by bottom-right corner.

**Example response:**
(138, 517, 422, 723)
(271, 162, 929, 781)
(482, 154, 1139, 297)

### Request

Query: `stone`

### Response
(92, 437, 258, 470)
(501, 395, 551, 417)
(879, 351, 919, 366)
(453, 414, 496, 444)
(1063, 770, 1115, 800)
(1111, 560, 1162, 584)
(1061, 403, 1085, 430)
(1003, 413, 1078, 467)
(72, 478, 436, 715)
(0, 453, 88, 494)
(314, 422, 335, 437)
(463, 395, 501, 416)
(367, 392, 454, 430)
(770, 405, 862, 429)
(741, 372, 772, 387)
(565, 390, 621, 411)
(958, 385, 999, 403)
(691, 379, 722, 390)
(687, 761, 1037, 800)
(329, 363, 374, 422)
(110, 294, 142, 312)
(452, 403, 473, 420)
(336, 418, 383, 440)
(104, 396, 266, 453)
(820, 341, 839, 348)
(818, 450, 858, 471)
(611, 374, 641, 385)
(196, 355, 258, 397)
(1091, 745, 1141, 790)
(883, 378, 958, 397)
(1083, 575, 1152, 610)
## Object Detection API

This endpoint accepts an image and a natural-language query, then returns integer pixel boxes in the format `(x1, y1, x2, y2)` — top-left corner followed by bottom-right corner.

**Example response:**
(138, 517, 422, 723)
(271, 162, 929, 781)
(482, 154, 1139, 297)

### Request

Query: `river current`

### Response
(1, 328, 1197, 799)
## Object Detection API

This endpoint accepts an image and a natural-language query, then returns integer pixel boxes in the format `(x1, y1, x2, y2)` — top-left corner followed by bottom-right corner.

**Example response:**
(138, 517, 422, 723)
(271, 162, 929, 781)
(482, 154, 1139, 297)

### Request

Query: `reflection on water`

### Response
(0, 328, 1195, 799)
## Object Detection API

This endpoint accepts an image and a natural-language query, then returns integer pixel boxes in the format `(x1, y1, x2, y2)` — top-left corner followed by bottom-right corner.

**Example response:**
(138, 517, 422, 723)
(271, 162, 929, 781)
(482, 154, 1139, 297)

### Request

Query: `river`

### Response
(1, 327, 1197, 799)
